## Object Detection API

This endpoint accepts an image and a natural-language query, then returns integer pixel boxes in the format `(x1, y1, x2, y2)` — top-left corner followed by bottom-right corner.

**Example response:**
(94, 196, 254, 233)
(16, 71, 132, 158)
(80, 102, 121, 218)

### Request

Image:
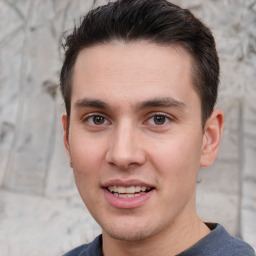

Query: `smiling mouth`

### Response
(106, 185, 154, 198)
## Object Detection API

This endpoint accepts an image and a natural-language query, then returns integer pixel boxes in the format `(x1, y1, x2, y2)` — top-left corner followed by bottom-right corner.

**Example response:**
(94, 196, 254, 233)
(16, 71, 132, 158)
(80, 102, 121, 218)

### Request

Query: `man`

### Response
(60, 0, 255, 255)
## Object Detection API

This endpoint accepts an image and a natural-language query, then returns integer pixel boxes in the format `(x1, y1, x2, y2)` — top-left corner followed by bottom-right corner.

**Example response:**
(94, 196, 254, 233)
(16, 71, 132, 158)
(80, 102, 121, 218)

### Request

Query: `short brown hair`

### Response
(60, 0, 219, 126)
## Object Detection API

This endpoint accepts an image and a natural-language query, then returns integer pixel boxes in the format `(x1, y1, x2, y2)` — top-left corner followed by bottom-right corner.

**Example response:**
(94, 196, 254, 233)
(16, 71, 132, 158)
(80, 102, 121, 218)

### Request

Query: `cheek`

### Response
(69, 137, 105, 204)
(151, 138, 201, 208)
(69, 135, 106, 178)
(150, 134, 202, 180)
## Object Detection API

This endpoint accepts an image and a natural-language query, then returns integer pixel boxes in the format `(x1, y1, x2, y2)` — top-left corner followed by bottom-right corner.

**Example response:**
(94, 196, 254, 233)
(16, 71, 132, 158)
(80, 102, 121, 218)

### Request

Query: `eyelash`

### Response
(82, 112, 173, 127)
(83, 113, 110, 126)
(146, 112, 173, 126)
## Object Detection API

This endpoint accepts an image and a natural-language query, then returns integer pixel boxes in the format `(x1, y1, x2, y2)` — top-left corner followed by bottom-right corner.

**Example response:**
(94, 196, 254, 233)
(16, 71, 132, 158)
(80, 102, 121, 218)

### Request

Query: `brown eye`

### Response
(93, 115, 105, 125)
(86, 115, 108, 126)
(154, 115, 166, 125)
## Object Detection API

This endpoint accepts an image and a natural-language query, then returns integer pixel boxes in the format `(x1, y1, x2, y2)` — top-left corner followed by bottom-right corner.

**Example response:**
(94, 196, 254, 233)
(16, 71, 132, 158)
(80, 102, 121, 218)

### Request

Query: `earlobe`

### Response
(200, 109, 224, 167)
(62, 114, 71, 160)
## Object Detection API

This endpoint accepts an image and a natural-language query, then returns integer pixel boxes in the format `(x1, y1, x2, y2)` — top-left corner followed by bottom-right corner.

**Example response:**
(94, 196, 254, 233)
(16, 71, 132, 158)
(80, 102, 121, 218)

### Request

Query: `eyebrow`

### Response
(136, 97, 186, 110)
(74, 97, 186, 110)
(75, 98, 108, 109)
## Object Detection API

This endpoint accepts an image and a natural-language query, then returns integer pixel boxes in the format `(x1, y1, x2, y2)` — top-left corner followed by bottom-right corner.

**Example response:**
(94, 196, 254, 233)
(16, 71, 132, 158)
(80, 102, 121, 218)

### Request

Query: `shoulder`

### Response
(63, 235, 103, 256)
(205, 223, 255, 256)
(63, 244, 86, 256)
(218, 231, 255, 256)
(179, 223, 255, 256)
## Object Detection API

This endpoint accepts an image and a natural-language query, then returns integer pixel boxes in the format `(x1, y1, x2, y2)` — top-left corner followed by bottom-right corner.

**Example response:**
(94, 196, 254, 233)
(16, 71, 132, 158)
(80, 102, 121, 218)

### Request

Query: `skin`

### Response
(62, 41, 224, 256)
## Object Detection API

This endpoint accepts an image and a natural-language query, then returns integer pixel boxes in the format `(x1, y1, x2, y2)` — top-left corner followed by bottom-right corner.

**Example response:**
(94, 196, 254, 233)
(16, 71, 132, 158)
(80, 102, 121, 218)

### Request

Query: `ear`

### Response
(200, 109, 224, 167)
(62, 114, 71, 160)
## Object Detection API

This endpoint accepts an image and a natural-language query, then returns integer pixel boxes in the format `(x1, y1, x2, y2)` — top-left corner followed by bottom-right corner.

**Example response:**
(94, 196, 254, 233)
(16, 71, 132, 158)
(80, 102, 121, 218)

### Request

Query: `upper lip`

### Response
(102, 179, 155, 188)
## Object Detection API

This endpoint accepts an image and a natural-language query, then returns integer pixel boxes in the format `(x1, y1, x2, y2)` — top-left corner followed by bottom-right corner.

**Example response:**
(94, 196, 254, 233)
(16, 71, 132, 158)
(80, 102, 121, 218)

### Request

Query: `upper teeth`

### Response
(107, 185, 149, 194)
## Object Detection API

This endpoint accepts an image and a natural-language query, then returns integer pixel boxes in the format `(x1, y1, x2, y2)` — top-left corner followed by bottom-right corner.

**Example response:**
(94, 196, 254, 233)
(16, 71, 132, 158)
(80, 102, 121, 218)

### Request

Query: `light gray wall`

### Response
(0, 0, 255, 255)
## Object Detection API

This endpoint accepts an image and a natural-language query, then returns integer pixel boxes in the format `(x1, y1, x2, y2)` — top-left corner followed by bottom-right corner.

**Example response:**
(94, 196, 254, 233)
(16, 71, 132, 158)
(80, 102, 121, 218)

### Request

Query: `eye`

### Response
(86, 115, 109, 126)
(147, 114, 171, 126)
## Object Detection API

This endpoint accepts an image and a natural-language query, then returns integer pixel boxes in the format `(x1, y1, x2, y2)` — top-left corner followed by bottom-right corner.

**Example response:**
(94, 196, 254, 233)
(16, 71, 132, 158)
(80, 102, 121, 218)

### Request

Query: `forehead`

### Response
(72, 41, 198, 107)
(74, 41, 192, 80)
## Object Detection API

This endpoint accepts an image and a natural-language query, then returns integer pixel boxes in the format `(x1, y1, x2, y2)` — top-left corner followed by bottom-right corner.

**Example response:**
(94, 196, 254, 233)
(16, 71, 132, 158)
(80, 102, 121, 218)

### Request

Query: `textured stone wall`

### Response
(0, 0, 255, 255)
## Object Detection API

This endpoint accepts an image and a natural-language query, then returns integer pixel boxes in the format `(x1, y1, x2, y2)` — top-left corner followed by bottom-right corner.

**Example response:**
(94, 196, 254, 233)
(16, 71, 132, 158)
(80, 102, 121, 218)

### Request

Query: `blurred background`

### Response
(0, 0, 256, 255)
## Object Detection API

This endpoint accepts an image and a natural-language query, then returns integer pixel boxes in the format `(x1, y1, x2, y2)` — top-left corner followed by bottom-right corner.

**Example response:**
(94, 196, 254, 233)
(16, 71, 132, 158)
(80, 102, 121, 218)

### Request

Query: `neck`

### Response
(102, 214, 210, 256)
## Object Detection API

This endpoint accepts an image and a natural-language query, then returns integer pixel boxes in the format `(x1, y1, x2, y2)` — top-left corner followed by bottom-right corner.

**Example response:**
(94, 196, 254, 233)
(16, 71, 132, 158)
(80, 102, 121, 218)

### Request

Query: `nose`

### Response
(105, 123, 146, 169)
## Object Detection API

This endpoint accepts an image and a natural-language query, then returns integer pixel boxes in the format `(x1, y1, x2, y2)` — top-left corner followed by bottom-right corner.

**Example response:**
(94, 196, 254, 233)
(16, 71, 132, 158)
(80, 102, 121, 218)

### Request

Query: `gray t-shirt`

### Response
(63, 223, 255, 256)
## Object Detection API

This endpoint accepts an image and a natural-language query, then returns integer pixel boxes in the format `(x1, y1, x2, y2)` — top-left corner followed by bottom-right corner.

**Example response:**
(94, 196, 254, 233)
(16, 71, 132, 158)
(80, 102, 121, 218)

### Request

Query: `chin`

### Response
(102, 218, 164, 242)
(105, 228, 154, 242)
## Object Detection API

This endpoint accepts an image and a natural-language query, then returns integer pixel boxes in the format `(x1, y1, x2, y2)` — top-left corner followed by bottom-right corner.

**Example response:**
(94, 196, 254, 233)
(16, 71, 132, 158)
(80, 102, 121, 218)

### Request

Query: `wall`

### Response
(0, 0, 255, 255)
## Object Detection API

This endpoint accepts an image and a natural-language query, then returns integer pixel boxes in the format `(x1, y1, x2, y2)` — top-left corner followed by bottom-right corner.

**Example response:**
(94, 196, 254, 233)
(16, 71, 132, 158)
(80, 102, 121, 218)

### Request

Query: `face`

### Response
(62, 42, 218, 242)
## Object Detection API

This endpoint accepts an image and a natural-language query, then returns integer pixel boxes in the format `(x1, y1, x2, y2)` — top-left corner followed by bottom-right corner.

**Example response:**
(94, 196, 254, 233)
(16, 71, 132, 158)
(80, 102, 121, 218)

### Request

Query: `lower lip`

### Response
(103, 188, 154, 209)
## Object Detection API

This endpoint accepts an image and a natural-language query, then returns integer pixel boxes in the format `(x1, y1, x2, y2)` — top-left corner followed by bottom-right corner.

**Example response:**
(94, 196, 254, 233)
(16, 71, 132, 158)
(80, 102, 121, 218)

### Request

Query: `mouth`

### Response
(106, 185, 154, 198)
